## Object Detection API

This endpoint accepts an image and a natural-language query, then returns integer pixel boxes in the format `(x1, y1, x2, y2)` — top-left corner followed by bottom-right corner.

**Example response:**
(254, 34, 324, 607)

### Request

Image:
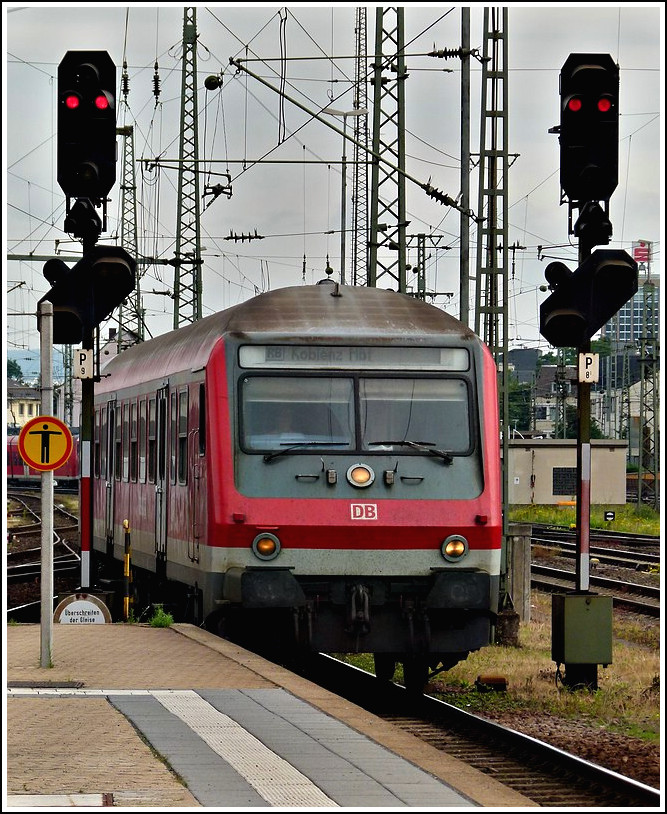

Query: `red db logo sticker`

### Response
(351, 503, 378, 520)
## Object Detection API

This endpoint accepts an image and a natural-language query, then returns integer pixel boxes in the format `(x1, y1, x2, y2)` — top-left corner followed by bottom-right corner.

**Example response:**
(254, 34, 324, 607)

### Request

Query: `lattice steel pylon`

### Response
(367, 7, 407, 292)
(117, 124, 143, 343)
(473, 8, 511, 605)
(351, 6, 370, 287)
(637, 279, 659, 510)
(474, 6, 510, 451)
(173, 6, 202, 328)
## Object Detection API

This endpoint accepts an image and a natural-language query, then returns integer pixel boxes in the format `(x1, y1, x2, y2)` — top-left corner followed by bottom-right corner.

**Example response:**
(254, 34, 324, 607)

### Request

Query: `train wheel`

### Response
(402, 657, 429, 694)
(374, 654, 396, 682)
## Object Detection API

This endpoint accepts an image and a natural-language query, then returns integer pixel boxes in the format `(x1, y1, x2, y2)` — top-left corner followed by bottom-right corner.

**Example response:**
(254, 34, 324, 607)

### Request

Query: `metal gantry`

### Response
(367, 6, 407, 292)
(173, 6, 203, 328)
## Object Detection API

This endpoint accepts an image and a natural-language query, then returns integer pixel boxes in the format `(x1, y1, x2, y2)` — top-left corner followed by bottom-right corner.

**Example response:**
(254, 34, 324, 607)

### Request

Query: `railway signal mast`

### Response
(541, 54, 638, 691)
(39, 51, 137, 592)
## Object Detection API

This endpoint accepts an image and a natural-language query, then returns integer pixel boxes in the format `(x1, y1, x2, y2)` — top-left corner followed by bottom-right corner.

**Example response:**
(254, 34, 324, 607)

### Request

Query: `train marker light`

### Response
(441, 535, 468, 562)
(252, 533, 281, 561)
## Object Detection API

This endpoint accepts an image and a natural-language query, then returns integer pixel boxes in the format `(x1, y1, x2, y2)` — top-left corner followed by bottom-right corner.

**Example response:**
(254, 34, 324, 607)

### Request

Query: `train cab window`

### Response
(198, 383, 206, 455)
(130, 402, 138, 482)
(360, 378, 471, 454)
(138, 399, 147, 482)
(178, 390, 188, 484)
(241, 376, 354, 451)
(148, 398, 156, 483)
(115, 405, 122, 480)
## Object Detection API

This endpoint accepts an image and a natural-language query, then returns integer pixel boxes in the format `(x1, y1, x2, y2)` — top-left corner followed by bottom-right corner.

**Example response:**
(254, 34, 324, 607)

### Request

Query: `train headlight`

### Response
(441, 534, 468, 562)
(347, 463, 375, 488)
(252, 532, 281, 561)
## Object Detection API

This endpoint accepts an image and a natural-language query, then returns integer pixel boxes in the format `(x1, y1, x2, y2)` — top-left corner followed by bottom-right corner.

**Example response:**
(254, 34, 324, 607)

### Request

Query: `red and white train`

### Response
(7, 432, 79, 489)
(92, 282, 503, 689)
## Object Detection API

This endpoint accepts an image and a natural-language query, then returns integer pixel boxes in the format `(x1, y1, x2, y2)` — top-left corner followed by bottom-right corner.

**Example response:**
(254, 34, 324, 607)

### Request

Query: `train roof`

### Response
(96, 283, 478, 392)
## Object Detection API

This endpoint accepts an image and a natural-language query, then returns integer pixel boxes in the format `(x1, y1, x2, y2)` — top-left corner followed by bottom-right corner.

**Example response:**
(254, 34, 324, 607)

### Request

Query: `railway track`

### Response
(7, 490, 81, 617)
(293, 655, 660, 808)
(531, 564, 660, 616)
(531, 523, 660, 553)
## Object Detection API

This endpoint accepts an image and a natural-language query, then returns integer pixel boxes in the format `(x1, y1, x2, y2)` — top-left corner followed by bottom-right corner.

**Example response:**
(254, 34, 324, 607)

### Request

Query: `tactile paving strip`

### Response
(153, 690, 337, 807)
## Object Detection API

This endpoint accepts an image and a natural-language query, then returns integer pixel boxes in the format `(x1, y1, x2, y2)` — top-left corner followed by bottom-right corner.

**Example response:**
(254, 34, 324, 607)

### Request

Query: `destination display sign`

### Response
(239, 345, 469, 371)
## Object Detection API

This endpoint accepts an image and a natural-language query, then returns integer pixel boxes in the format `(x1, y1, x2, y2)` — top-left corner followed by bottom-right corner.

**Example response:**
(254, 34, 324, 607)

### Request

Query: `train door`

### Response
(155, 386, 169, 577)
(104, 400, 117, 557)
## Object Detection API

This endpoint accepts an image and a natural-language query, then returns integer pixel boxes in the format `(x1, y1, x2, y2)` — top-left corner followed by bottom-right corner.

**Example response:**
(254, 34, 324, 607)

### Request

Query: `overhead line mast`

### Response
(173, 6, 203, 328)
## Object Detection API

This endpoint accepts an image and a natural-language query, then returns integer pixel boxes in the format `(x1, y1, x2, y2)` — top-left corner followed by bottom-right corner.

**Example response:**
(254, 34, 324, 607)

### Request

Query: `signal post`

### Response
(38, 51, 136, 591)
(541, 54, 638, 690)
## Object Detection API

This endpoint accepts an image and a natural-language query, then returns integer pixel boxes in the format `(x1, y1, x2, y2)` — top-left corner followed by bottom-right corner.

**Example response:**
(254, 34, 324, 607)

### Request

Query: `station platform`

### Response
(4, 624, 535, 809)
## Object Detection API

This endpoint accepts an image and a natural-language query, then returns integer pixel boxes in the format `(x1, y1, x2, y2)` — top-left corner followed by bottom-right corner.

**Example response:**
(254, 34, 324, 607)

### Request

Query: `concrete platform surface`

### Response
(4, 623, 536, 809)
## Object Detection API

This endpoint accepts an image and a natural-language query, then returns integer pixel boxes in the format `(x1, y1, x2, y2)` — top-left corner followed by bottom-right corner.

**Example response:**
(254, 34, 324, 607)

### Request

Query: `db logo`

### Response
(351, 503, 378, 520)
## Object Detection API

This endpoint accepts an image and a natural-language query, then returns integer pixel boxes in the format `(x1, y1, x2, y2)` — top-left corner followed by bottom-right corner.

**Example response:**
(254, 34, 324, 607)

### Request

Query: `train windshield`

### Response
(241, 375, 471, 455)
(359, 378, 470, 454)
(242, 377, 355, 450)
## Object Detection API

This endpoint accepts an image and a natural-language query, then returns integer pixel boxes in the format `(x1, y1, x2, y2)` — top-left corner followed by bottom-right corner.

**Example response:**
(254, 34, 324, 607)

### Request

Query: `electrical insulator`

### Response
(153, 61, 161, 103)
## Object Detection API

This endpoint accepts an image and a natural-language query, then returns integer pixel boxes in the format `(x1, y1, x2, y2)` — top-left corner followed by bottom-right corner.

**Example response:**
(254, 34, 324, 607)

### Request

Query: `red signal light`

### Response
(597, 97, 612, 113)
(567, 97, 582, 112)
(94, 94, 110, 110)
(65, 94, 80, 110)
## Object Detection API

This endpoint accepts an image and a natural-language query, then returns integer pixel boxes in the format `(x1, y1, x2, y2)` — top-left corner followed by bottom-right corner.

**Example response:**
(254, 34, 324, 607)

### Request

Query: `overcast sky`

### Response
(4, 3, 664, 367)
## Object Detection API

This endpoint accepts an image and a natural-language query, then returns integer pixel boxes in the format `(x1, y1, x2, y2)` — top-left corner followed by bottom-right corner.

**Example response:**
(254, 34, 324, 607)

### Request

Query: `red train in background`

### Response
(7, 431, 80, 489)
(92, 282, 503, 691)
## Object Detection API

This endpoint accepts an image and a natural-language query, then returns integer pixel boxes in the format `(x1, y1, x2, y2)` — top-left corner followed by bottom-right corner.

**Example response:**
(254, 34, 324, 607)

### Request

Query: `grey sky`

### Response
(4, 3, 663, 363)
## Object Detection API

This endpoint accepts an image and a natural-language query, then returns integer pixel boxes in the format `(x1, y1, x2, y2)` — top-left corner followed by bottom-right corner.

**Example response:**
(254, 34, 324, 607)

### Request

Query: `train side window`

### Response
(115, 404, 122, 480)
(158, 396, 167, 482)
(130, 402, 138, 482)
(138, 399, 147, 483)
(148, 398, 156, 483)
(198, 383, 206, 455)
(122, 402, 130, 480)
(170, 391, 177, 484)
(94, 408, 101, 478)
(178, 390, 188, 484)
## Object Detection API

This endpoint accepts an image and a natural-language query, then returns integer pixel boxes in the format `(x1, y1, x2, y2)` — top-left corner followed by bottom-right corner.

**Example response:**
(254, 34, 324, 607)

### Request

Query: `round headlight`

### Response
(347, 463, 375, 488)
(441, 534, 468, 562)
(252, 532, 281, 561)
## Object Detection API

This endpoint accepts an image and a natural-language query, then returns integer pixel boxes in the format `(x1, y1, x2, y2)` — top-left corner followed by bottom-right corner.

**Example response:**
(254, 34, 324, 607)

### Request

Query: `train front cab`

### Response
(210, 333, 502, 688)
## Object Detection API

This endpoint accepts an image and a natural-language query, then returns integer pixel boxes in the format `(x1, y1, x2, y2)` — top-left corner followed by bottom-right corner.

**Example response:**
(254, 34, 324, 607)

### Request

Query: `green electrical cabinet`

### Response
(551, 593, 613, 665)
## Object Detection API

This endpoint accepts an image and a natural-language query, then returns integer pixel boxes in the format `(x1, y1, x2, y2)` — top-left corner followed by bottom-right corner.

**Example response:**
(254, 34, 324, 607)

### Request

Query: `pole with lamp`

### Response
(322, 107, 368, 285)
